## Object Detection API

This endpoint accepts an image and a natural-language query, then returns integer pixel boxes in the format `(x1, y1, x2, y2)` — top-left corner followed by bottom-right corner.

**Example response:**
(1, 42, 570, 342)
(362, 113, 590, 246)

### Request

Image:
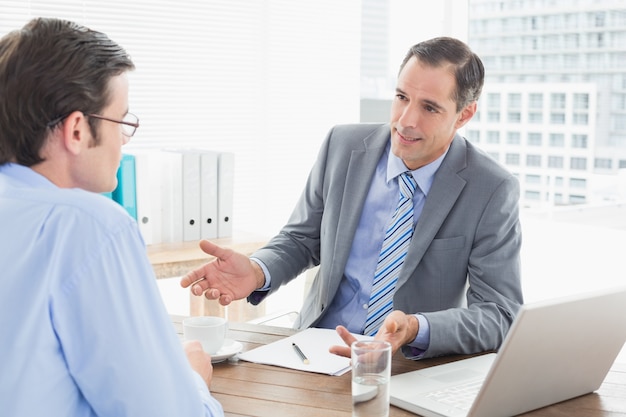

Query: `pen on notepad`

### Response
(292, 342, 310, 364)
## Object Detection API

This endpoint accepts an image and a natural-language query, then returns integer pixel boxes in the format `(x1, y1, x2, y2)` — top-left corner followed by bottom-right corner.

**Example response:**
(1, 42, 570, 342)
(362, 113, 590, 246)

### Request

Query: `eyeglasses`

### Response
(46, 112, 140, 139)
(87, 112, 140, 138)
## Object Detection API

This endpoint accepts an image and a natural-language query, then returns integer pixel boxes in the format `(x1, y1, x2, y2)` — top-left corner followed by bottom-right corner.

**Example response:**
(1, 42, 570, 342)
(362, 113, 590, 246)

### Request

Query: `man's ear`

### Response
(60, 111, 88, 155)
(455, 101, 477, 129)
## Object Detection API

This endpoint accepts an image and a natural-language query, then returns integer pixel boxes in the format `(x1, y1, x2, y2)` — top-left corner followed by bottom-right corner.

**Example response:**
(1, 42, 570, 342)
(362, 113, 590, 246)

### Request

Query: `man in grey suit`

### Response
(181, 37, 523, 360)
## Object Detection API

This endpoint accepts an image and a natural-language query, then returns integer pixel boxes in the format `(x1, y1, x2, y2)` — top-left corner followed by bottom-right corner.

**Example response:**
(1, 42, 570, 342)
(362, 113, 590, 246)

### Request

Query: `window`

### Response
(550, 113, 565, 124)
(525, 190, 541, 200)
(506, 153, 520, 165)
(508, 112, 521, 123)
(551, 93, 566, 109)
(487, 131, 500, 143)
(570, 157, 587, 170)
(508, 93, 522, 108)
(467, 130, 481, 143)
(528, 112, 543, 123)
(527, 132, 542, 146)
(564, 54, 579, 66)
(594, 158, 612, 169)
(571, 134, 588, 148)
(548, 156, 564, 168)
(529, 93, 543, 109)
(573, 93, 589, 110)
(487, 93, 501, 108)
(569, 178, 587, 188)
(613, 114, 626, 131)
(0, 1, 361, 239)
(594, 11, 606, 27)
(549, 133, 565, 147)
(569, 194, 586, 204)
(526, 154, 542, 167)
(572, 113, 588, 125)
(554, 193, 564, 204)
(507, 131, 521, 144)
(488, 111, 501, 122)
(525, 174, 541, 184)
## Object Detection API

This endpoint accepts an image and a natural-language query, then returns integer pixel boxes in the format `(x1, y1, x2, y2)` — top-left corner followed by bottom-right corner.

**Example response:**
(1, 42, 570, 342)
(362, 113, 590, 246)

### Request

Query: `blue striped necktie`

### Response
(363, 171, 417, 336)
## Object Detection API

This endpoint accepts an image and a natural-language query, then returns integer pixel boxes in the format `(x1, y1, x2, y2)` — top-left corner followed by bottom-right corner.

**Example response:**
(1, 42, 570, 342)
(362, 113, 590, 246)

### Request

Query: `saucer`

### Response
(210, 339, 242, 363)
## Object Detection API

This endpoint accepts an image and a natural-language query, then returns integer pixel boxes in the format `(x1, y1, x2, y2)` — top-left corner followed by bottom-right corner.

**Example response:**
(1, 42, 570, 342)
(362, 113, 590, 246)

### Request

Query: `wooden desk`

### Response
(149, 233, 267, 320)
(170, 316, 626, 417)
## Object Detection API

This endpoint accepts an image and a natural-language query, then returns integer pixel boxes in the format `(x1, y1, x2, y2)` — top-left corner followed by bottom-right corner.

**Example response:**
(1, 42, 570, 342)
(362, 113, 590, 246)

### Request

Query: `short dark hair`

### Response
(0, 17, 135, 166)
(399, 37, 484, 113)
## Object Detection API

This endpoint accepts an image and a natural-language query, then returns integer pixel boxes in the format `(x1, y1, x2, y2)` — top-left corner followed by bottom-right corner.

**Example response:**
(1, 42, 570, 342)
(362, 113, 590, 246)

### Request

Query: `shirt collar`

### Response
(0, 163, 57, 189)
(385, 144, 448, 196)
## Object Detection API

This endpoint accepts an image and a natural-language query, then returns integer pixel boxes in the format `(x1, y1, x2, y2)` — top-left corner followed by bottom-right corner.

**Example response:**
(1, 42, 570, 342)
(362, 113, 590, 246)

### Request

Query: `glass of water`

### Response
(351, 340, 392, 417)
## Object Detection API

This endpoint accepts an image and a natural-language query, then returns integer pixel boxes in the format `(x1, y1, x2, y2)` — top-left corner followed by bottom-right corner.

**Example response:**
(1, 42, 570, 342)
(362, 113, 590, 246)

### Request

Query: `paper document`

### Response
(238, 328, 370, 376)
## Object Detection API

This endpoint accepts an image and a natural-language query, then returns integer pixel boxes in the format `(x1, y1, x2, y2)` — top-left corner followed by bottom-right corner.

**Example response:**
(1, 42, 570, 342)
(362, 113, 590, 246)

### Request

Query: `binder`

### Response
(124, 149, 163, 245)
(181, 151, 201, 241)
(217, 152, 234, 238)
(160, 150, 184, 243)
(199, 151, 219, 239)
(112, 153, 137, 220)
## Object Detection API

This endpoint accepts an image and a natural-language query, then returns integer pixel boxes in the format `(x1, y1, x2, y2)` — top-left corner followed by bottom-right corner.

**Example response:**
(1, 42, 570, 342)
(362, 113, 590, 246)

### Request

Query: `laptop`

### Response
(390, 286, 626, 417)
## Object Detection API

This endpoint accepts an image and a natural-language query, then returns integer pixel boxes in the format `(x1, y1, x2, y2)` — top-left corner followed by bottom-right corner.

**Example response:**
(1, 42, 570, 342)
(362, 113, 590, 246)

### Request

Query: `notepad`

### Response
(238, 328, 370, 376)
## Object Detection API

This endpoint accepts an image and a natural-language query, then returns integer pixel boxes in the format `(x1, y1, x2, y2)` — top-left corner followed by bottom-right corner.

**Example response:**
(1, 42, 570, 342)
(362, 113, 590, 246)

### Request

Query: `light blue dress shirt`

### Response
(255, 143, 446, 355)
(0, 164, 223, 417)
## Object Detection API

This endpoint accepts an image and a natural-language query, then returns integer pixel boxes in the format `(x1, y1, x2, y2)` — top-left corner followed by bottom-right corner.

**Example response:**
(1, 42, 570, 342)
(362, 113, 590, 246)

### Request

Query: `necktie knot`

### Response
(399, 172, 417, 200)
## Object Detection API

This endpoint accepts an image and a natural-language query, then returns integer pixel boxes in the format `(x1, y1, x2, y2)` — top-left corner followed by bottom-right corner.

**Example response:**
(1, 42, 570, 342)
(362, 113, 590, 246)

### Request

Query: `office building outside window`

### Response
(468, 0, 626, 207)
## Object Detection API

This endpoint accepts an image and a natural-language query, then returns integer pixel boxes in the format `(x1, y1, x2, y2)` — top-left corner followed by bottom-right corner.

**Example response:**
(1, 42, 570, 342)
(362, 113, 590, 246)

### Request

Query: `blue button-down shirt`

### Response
(0, 164, 223, 417)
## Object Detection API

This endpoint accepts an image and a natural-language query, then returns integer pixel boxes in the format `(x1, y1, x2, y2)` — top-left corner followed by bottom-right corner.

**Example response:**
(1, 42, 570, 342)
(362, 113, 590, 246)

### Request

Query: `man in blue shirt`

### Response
(181, 37, 523, 360)
(0, 18, 223, 416)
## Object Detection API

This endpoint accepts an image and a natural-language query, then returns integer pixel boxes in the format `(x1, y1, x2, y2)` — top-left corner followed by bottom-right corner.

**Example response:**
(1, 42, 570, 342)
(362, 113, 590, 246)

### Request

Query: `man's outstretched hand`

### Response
(179, 240, 265, 305)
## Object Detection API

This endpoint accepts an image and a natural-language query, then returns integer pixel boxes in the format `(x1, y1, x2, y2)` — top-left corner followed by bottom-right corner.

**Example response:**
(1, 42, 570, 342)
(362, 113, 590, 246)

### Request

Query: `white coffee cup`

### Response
(182, 316, 228, 354)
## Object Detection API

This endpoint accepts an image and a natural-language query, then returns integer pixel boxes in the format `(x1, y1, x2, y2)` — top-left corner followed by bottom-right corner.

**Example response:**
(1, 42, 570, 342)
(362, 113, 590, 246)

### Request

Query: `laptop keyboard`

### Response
(425, 379, 483, 411)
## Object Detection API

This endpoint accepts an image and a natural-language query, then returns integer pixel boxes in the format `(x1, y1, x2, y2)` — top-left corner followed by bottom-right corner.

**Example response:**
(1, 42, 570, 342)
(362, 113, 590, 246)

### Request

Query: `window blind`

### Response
(0, 0, 361, 235)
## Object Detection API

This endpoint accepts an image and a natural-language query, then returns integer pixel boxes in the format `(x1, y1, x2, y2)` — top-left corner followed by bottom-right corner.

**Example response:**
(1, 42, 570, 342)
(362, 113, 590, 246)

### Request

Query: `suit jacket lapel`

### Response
(397, 135, 468, 285)
(327, 125, 390, 287)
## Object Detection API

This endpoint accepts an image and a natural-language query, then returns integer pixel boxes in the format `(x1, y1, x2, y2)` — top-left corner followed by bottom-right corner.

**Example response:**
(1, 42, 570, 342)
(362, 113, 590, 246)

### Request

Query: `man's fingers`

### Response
(329, 345, 351, 358)
(180, 240, 229, 289)
(199, 239, 230, 259)
(328, 325, 358, 358)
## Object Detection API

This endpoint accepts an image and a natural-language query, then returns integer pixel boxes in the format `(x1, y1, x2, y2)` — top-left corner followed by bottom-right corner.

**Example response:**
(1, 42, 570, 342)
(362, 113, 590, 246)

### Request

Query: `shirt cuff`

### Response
(402, 314, 430, 359)
(190, 371, 225, 416)
(249, 257, 271, 290)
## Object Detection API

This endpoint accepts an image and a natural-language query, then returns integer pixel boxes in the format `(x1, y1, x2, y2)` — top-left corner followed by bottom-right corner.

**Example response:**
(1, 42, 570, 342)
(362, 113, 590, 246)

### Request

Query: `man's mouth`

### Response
(397, 131, 421, 142)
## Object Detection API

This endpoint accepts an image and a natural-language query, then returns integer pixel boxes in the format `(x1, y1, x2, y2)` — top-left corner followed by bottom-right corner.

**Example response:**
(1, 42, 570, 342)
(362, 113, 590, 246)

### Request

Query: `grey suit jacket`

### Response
(250, 123, 523, 358)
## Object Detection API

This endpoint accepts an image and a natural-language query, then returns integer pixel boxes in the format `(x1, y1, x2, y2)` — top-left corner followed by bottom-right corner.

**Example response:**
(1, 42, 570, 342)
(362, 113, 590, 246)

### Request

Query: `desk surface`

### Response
(170, 316, 626, 417)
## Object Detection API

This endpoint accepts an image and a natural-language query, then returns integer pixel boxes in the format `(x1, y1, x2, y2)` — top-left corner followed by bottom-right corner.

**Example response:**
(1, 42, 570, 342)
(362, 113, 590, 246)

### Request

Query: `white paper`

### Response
(238, 328, 370, 376)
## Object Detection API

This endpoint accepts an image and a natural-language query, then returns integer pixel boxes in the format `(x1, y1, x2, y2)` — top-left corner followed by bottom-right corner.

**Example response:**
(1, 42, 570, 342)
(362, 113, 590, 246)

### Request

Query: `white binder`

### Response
(180, 151, 201, 242)
(217, 152, 234, 237)
(199, 151, 219, 239)
(160, 150, 184, 243)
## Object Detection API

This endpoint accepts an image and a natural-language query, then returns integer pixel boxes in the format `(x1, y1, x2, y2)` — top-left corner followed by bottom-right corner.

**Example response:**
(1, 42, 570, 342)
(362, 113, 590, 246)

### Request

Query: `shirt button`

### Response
(362, 303, 368, 309)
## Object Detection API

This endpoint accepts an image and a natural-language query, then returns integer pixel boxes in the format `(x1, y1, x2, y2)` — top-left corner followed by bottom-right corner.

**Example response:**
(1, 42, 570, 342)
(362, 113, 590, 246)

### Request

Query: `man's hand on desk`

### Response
(329, 311, 419, 357)
(179, 240, 263, 305)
